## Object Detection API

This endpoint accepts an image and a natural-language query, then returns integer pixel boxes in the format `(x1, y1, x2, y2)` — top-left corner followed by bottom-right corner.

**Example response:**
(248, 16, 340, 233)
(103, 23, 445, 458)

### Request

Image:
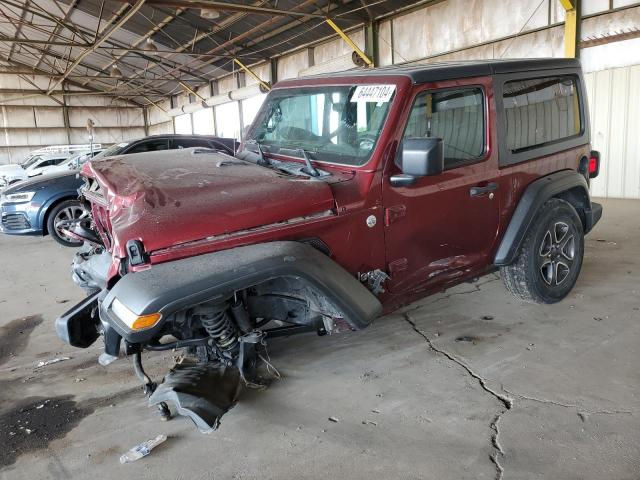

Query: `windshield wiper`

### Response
(245, 139, 271, 167)
(297, 148, 320, 177)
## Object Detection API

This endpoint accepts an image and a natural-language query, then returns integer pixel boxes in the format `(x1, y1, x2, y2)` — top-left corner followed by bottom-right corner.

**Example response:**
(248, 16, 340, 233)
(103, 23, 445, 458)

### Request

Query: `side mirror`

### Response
(391, 137, 444, 187)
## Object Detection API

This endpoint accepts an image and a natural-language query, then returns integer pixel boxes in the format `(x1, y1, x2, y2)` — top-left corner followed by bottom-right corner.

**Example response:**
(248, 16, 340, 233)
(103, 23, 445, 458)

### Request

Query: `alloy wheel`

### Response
(53, 205, 89, 242)
(538, 221, 576, 286)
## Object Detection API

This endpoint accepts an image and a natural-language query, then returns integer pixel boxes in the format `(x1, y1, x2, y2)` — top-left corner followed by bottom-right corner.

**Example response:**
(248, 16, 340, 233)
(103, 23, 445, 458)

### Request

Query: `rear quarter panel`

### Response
(492, 68, 591, 255)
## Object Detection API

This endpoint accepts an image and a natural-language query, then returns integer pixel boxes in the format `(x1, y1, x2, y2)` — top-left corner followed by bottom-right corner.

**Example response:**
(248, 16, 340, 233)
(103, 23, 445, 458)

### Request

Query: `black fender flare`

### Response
(494, 170, 601, 266)
(100, 241, 382, 343)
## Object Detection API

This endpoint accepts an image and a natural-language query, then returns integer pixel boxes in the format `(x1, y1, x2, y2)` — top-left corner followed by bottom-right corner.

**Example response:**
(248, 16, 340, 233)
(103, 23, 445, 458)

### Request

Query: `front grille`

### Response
(83, 176, 105, 201)
(2, 213, 30, 230)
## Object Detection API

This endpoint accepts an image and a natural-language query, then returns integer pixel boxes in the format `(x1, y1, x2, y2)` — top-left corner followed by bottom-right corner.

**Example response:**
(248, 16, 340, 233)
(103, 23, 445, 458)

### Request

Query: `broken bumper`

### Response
(55, 290, 122, 358)
(55, 291, 101, 348)
(585, 202, 603, 234)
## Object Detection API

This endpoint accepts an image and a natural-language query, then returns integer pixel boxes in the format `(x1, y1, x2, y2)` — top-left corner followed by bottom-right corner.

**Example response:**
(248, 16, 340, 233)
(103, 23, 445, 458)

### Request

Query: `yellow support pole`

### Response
(144, 95, 167, 113)
(325, 18, 374, 67)
(179, 81, 207, 102)
(559, 0, 578, 58)
(233, 58, 272, 92)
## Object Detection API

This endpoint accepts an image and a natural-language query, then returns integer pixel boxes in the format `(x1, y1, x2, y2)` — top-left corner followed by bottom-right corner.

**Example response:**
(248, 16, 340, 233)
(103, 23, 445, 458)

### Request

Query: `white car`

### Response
(36, 149, 105, 177)
(0, 153, 72, 187)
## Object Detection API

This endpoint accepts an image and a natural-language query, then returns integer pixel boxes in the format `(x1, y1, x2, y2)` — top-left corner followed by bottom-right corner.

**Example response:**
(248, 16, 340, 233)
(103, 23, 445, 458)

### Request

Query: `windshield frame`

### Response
(244, 81, 399, 169)
(93, 142, 129, 160)
(22, 155, 43, 169)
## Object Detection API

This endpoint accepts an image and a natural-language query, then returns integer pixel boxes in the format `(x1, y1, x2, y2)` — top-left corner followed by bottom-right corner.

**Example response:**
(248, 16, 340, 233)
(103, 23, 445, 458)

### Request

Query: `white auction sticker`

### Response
(350, 85, 396, 103)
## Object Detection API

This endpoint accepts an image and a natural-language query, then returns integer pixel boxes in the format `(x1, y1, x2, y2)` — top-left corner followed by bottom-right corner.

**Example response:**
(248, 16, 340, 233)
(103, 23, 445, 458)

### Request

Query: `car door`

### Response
(382, 77, 501, 294)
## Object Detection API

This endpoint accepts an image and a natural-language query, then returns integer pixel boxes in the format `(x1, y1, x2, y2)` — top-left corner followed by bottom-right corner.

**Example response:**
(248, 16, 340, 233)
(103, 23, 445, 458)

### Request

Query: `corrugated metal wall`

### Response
(585, 65, 640, 199)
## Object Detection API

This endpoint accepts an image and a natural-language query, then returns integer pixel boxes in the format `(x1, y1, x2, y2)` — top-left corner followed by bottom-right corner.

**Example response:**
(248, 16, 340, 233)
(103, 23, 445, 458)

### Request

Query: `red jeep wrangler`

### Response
(56, 58, 602, 431)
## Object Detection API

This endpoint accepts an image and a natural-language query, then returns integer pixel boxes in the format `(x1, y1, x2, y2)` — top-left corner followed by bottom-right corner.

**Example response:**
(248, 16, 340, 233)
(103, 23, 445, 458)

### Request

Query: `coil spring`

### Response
(198, 303, 238, 353)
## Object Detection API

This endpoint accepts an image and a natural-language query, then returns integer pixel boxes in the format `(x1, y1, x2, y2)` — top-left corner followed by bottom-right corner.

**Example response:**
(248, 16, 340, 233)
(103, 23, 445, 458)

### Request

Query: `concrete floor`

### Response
(0, 198, 638, 480)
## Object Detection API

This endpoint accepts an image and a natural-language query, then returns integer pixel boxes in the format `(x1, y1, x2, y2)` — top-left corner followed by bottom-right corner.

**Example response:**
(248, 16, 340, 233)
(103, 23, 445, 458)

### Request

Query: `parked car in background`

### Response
(0, 134, 236, 246)
(0, 153, 72, 188)
(92, 134, 237, 159)
(36, 149, 105, 177)
(0, 171, 88, 247)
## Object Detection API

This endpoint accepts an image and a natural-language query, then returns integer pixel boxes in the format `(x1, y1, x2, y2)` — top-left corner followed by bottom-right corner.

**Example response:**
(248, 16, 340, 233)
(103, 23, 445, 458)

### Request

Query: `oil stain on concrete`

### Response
(0, 395, 94, 467)
(0, 315, 43, 366)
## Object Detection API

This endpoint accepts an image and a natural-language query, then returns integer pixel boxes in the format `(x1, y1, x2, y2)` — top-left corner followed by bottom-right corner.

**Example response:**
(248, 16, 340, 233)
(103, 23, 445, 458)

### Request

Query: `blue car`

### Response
(0, 171, 87, 247)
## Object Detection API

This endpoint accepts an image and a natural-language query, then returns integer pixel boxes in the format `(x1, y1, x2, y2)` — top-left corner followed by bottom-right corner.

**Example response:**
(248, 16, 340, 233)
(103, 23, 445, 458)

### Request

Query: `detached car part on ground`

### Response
(56, 58, 602, 432)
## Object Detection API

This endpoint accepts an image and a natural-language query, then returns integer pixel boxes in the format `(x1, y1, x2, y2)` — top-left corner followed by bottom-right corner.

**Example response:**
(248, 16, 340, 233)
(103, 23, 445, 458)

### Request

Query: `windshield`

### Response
(245, 85, 396, 166)
(22, 155, 43, 169)
(93, 142, 129, 160)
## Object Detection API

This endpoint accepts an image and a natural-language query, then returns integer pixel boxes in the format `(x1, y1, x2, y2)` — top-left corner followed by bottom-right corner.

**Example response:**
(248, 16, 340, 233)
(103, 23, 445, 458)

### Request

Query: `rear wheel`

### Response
(47, 199, 89, 248)
(501, 198, 584, 304)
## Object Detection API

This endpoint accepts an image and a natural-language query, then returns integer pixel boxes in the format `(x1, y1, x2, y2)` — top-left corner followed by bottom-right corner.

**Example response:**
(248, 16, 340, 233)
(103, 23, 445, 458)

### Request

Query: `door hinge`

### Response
(384, 205, 406, 226)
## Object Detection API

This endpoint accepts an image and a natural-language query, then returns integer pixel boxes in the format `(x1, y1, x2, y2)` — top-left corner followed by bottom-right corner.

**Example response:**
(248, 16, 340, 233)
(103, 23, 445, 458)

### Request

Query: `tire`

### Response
(46, 199, 88, 248)
(501, 198, 584, 304)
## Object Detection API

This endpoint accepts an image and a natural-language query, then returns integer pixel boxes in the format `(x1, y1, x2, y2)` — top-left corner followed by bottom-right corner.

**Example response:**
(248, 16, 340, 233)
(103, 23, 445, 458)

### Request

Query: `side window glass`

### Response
(172, 138, 209, 149)
(127, 139, 168, 154)
(503, 76, 581, 153)
(403, 87, 485, 169)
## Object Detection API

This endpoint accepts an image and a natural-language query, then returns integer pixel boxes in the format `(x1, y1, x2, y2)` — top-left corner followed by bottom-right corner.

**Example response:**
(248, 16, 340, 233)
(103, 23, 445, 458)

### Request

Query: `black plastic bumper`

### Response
(55, 290, 122, 356)
(585, 202, 603, 233)
(55, 291, 101, 348)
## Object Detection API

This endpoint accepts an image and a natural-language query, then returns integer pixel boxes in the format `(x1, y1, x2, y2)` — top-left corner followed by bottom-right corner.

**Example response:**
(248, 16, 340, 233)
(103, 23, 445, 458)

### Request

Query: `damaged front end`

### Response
(56, 241, 382, 432)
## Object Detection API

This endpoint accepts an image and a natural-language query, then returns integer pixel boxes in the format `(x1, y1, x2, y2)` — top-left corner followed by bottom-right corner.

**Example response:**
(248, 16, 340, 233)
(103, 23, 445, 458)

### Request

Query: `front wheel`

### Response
(501, 198, 584, 304)
(47, 200, 89, 248)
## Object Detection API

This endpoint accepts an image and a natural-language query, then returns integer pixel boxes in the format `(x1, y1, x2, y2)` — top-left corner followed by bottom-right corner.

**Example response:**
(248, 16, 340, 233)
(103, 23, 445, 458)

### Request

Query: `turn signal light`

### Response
(111, 298, 162, 331)
(131, 313, 162, 331)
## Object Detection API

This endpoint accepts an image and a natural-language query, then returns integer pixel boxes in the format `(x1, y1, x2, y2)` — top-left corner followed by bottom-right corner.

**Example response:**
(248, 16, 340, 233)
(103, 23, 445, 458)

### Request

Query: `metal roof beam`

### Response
(126, 1, 329, 19)
(46, 0, 146, 95)
(0, 37, 90, 47)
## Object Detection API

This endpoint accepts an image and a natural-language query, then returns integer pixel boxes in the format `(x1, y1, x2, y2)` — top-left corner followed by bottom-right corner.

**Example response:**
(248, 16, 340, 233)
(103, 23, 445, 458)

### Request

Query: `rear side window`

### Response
(403, 87, 485, 170)
(171, 138, 212, 149)
(126, 139, 169, 154)
(503, 76, 581, 153)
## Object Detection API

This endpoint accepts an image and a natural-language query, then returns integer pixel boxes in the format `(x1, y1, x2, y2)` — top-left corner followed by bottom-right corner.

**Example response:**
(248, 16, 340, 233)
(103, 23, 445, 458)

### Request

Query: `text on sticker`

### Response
(351, 85, 396, 103)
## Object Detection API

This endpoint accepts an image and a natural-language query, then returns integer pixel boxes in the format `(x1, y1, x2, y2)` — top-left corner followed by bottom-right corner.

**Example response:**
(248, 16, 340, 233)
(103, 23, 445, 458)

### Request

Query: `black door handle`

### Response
(469, 182, 498, 197)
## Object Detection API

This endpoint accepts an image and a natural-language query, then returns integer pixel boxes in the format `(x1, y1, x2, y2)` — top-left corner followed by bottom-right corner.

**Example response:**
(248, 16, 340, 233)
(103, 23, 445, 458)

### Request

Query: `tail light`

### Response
(588, 150, 600, 178)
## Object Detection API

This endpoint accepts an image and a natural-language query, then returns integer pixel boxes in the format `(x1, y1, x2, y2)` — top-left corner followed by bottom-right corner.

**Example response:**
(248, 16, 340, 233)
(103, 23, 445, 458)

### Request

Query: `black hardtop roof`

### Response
(292, 58, 581, 84)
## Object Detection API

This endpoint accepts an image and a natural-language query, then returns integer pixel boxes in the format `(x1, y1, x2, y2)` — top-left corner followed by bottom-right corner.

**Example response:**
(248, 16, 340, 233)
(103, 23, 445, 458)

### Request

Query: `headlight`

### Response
(111, 298, 162, 331)
(2, 191, 36, 203)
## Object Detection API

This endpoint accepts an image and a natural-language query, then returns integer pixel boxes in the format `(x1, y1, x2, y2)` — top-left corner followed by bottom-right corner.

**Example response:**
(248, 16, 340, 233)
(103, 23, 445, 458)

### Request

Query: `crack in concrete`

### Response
(503, 387, 634, 416)
(404, 312, 513, 480)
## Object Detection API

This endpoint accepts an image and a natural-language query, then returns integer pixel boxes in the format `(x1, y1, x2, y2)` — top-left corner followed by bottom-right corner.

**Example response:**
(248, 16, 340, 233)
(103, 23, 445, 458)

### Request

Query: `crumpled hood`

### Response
(87, 148, 336, 256)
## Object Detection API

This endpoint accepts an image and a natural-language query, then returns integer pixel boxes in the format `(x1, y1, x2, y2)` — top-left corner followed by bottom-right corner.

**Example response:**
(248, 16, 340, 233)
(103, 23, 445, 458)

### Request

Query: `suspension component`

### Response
(230, 298, 253, 333)
(194, 301, 240, 357)
(132, 351, 171, 420)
